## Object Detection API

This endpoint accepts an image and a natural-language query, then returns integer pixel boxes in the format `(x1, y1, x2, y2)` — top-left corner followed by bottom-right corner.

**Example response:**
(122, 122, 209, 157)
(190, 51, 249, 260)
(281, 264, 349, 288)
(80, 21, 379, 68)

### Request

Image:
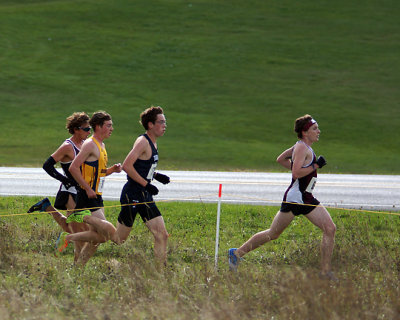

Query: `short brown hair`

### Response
(294, 114, 314, 138)
(66, 112, 90, 134)
(140, 106, 164, 130)
(90, 111, 112, 131)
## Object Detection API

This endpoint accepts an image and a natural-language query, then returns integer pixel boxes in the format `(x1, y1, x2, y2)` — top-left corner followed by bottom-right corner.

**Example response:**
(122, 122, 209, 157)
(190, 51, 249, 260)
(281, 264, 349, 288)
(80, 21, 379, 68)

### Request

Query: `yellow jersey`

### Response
(81, 137, 108, 195)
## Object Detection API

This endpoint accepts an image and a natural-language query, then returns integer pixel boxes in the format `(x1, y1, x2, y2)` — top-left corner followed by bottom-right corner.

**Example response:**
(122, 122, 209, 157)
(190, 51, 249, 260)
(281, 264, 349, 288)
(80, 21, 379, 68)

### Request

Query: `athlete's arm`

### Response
(43, 143, 76, 186)
(69, 140, 97, 198)
(276, 146, 294, 170)
(122, 137, 149, 187)
(51, 142, 75, 163)
(106, 163, 122, 176)
(291, 143, 316, 180)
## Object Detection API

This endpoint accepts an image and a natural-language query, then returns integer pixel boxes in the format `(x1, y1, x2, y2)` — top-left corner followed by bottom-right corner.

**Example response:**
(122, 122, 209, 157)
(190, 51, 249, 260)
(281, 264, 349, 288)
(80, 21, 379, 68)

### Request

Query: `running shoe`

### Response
(55, 232, 69, 256)
(27, 197, 51, 213)
(229, 248, 240, 271)
(66, 210, 91, 223)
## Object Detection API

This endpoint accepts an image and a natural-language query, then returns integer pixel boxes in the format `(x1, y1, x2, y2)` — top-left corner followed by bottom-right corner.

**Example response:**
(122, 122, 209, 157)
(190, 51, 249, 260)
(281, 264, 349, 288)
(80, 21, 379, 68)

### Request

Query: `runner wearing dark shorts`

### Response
(28, 112, 91, 260)
(75, 187, 104, 213)
(118, 180, 162, 227)
(280, 140, 321, 216)
(229, 114, 337, 280)
(63, 111, 122, 266)
(66, 106, 170, 266)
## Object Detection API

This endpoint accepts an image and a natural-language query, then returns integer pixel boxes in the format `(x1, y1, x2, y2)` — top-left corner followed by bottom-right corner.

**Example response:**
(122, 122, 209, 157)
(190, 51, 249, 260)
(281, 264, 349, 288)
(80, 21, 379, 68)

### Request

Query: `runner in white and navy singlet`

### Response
(118, 133, 162, 227)
(53, 139, 81, 210)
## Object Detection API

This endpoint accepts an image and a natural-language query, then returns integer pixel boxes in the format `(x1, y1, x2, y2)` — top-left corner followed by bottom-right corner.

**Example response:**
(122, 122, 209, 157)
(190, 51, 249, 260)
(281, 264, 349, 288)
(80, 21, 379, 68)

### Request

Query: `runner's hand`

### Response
(145, 183, 159, 195)
(153, 172, 170, 184)
(316, 156, 327, 169)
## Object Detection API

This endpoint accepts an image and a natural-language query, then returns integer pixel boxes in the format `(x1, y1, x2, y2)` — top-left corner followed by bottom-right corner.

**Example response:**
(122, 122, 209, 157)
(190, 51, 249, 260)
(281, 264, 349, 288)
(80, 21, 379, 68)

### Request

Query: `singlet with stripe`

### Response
(283, 141, 318, 204)
(60, 138, 80, 183)
(81, 137, 108, 195)
(128, 134, 158, 188)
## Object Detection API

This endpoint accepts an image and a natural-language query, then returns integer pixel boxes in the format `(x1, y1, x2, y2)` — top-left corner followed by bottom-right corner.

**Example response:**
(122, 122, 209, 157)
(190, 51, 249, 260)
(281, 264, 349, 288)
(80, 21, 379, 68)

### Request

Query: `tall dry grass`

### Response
(0, 198, 399, 319)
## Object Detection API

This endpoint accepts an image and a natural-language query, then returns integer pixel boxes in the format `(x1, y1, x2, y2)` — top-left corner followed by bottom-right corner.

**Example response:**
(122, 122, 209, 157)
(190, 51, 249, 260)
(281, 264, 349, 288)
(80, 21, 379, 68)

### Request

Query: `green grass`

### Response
(0, 0, 399, 173)
(0, 196, 399, 319)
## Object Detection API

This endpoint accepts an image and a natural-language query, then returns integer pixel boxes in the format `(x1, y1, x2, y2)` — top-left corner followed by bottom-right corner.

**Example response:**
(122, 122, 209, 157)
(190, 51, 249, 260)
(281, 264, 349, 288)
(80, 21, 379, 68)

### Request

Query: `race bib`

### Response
(147, 163, 157, 180)
(98, 176, 105, 193)
(305, 177, 317, 193)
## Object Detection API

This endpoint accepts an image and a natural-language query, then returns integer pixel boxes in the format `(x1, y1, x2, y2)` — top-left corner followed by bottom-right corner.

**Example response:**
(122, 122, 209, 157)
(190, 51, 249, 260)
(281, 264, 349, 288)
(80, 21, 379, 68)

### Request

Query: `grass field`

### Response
(0, 0, 399, 173)
(0, 196, 399, 319)
(1, 1, 399, 319)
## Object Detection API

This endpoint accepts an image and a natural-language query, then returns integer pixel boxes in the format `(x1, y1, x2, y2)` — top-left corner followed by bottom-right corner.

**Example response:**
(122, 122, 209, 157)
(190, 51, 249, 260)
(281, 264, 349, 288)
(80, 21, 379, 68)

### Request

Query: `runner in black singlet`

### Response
(229, 114, 337, 281)
(68, 106, 170, 266)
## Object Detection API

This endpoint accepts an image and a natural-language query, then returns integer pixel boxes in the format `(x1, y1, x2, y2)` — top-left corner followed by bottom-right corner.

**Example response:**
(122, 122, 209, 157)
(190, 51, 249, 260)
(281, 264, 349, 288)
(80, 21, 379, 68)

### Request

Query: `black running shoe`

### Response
(27, 197, 51, 213)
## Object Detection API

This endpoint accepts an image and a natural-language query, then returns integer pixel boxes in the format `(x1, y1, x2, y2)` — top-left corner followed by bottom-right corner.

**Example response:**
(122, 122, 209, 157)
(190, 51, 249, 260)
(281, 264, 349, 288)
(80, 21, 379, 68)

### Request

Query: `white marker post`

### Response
(214, 184, 222, 270)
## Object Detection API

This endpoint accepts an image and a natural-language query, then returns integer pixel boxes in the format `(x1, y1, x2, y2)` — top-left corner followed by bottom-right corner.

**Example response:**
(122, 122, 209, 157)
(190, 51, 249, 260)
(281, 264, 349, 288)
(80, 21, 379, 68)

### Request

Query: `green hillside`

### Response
(0, 0, 399, 173)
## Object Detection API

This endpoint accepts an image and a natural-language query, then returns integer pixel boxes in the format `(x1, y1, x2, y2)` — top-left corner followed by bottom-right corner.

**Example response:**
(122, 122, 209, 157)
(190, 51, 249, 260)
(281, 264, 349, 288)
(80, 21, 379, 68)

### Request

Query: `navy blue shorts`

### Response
(75, 188, 104, 213)
(117, 182, 161, 227)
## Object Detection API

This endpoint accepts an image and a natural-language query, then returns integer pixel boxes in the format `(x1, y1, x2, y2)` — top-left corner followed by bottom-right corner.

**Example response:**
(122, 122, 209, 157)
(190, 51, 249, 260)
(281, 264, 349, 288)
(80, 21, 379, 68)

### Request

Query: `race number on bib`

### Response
(305, 177, 317, 193)
(147, 163, 157, 180)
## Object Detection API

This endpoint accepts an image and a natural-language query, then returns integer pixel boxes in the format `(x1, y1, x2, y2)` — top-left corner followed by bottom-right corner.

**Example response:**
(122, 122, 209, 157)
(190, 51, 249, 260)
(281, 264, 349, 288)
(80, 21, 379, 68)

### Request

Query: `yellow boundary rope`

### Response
(0, 193, 218, 218)
(222, 192, 400, 216)
(0, 194, 399, 218)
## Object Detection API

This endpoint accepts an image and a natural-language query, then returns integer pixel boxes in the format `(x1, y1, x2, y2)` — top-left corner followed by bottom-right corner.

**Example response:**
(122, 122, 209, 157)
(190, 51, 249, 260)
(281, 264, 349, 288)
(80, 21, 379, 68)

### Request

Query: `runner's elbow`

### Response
(292, 172, 300, 180)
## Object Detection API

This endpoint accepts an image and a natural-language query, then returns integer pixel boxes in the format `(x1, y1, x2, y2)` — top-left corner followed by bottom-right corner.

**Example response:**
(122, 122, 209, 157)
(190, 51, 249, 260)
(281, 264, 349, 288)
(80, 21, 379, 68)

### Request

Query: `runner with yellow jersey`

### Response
(80, 136, 108, 196)
(58, 111, 122, 265)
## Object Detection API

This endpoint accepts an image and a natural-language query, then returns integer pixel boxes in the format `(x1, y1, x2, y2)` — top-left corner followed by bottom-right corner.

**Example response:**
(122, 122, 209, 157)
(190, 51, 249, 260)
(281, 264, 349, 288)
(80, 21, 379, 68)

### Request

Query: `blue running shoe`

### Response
(55, 232, 69, 256)
(229, 248, 239, 271)
(27, 197, 51, 213)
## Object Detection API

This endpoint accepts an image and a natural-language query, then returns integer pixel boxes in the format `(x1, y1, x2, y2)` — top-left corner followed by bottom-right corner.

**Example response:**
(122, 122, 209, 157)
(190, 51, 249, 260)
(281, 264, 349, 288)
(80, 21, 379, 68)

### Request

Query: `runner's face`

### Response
(101, 120, 113, 138)
(153, 114, 167, 137)
(78, 122, 91, 140)
(307, 123, 320, 142)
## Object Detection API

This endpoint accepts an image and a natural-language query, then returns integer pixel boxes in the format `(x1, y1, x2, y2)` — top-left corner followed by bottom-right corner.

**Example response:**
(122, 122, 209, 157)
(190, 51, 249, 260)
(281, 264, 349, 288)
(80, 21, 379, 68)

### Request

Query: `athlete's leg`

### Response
(77, 214, 118, 242)
(46, 205, 69, 232)
(65, 194, 76, 215)
(109, 222, 132, 245)
(305, 206, 336, 273)
(235, 210, 295, 258)
(145, 216, 169, 265)
(70, 208, 108, 266)
(65, 194, 89, 263)
(75, 242, 99, 266)
(66, 209, 107, 244)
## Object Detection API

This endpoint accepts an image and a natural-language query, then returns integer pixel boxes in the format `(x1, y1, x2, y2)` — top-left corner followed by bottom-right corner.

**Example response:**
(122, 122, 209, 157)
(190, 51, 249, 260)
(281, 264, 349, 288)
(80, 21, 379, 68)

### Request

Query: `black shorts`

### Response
(54, 188, 77, 210)
(280, 198, 320, 216)
(75, 188, 104, 213)
(117, 182, 161, 228)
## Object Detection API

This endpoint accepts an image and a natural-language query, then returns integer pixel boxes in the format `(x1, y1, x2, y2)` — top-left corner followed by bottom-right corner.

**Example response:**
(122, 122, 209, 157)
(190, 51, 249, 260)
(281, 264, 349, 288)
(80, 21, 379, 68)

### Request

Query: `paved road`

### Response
(0, 167, 399, 211)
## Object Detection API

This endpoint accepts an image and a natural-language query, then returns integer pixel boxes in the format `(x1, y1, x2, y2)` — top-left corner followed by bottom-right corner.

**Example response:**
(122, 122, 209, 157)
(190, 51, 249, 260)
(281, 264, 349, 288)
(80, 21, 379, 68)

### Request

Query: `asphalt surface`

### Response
(1, 167, 399, 211)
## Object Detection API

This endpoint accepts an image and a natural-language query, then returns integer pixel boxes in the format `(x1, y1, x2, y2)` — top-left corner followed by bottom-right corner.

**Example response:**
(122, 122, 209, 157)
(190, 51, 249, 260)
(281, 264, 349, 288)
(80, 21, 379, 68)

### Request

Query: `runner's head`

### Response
(140, 106, 164, 130)
(294, 114, 317, 138)
(90, 111, 112, 132)
(66, 112, 90, 134)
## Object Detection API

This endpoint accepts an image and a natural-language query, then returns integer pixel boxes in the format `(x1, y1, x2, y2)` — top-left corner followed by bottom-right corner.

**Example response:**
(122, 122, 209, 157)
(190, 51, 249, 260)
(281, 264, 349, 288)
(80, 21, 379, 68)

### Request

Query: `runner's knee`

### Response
(267, 229, 282, 241)
(324, 222, 336, 237)
(153, 230, 168, 243)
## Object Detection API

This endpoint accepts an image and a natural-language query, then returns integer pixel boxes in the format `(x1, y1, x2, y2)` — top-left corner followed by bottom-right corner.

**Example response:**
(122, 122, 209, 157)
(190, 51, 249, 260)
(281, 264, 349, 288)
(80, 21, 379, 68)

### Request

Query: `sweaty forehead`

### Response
(157, 114, 166, 120)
